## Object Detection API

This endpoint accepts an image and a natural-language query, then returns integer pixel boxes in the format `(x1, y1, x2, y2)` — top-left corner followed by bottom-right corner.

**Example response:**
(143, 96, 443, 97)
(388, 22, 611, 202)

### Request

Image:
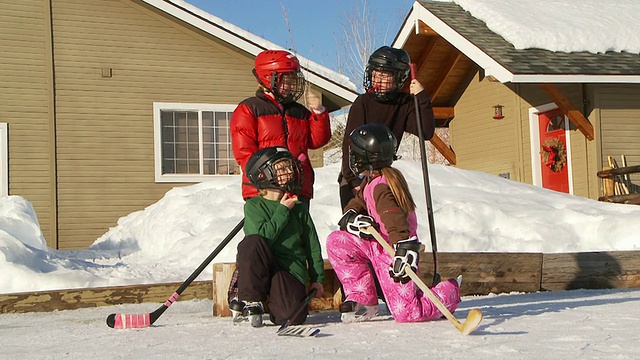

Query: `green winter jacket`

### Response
(243, 196, 325, 286)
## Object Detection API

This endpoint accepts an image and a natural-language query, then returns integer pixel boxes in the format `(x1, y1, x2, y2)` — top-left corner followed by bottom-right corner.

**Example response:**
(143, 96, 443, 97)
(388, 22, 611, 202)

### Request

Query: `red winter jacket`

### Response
(231, 90, 331, 200)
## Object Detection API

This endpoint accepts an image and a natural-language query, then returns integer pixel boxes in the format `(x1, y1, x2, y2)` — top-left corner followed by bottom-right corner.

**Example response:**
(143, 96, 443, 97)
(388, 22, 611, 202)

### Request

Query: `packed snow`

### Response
(2, 1, 640, 358)
(2, 160, 640, 358)
(2, 161, 640, 295)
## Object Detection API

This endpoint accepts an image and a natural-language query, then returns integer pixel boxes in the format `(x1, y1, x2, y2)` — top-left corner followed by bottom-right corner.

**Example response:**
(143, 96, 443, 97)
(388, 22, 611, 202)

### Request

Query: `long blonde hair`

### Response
(380, 166, 416, 215)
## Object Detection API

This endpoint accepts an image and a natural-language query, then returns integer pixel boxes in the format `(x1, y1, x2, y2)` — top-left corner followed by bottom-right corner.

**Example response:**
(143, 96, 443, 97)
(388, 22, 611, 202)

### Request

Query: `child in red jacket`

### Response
(228, 50, 330, 307)
(230, 49, 331, 206)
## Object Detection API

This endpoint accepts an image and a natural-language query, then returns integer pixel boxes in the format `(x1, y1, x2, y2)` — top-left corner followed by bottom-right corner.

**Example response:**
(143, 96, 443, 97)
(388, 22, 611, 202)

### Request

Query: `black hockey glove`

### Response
(389, 237, 420, 283)
(338, 209, 376, 239)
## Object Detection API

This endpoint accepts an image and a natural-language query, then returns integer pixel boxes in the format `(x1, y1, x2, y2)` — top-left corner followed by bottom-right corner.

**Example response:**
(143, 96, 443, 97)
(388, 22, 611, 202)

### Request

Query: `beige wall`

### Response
(595, 84, 640, 193)
(452, 75, 640, 201)
(0, 0, 57, 246)
(450, 73, 522, 181)
(2, 0, 347, 250)
(51, 0, 259, 248)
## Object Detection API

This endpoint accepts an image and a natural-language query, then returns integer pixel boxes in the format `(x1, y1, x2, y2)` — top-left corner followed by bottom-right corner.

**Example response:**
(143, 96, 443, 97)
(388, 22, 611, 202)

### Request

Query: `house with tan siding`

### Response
(0, 0, 357, 250)
(393, 1, 640, 202)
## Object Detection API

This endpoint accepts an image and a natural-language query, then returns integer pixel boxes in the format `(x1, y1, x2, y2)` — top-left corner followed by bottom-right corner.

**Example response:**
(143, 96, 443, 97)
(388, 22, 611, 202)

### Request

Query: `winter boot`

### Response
(339, 300, 378, 323)
(244, 301, 264, 328)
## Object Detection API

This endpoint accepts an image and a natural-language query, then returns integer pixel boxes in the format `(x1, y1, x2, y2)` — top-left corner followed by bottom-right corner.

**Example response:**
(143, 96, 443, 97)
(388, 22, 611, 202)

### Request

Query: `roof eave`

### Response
(395, 2, 640, 85)
(140, 0, 357, 102)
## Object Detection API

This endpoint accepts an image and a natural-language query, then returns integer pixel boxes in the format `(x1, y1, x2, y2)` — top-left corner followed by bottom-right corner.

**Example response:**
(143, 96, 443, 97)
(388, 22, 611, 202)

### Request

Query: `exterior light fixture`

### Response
(493, 105, 504, 119)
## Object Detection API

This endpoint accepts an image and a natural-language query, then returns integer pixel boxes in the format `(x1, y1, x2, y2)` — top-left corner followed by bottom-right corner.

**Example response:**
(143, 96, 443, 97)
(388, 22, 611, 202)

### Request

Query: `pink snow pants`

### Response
(326, 230, 460, 323)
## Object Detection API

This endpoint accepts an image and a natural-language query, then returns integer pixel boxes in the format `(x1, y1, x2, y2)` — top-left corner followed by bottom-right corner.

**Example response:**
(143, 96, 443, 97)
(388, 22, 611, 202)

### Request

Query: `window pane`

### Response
(188, 126, 199, 143)
(176, 111, 187, 127)
(162, 143, 175, 158)
(188, 160, 200, 174)
(215, 111, 230, 127)
(161, 111, 174, 126)
(187, 111, 199, 127)
(176, 145, 187, 159)
(202, 111, 214, 127)
(159, 107, 238, 176)
(203, 142, 215, 158)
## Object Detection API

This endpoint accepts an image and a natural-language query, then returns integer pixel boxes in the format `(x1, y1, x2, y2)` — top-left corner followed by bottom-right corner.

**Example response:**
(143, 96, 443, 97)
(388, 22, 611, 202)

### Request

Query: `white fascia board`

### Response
(511, 74, 640, 84)
(392, 7, 417, 49)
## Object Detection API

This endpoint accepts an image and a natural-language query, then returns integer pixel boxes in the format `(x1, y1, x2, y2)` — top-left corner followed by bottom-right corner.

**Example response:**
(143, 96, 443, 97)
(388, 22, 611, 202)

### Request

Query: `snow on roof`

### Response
(439, 0, 640, 54)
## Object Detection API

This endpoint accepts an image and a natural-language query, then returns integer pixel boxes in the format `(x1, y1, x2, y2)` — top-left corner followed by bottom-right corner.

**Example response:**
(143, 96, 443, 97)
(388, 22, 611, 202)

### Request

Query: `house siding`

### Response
(514, 84, 592, 198)
(450, 77, 606, 200)
(0, 0, 56, 246)
(450, 73, 521, 180)
(50, 0, 258, 249)
(596, 84, 640, 194)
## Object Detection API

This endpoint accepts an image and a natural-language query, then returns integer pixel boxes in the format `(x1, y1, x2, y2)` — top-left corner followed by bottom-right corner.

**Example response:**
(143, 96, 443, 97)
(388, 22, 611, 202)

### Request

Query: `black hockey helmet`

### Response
(245, 147, 303, 195)
(364, 46, 411, 102)
(348, 124, 398, 176)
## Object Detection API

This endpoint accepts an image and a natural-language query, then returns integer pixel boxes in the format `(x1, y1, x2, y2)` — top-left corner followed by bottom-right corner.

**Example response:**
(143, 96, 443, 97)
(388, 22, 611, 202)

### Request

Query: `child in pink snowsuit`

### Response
(327, 123, 460, 323)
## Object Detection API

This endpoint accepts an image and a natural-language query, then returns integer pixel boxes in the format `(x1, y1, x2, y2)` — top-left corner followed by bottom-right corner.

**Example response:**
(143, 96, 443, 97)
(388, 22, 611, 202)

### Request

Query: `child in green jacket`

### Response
(230, 147, 324, 327)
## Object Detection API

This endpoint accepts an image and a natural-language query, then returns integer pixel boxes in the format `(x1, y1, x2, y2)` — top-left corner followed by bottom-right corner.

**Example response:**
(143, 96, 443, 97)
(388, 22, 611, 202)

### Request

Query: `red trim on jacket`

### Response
(231, 90, 331, 199)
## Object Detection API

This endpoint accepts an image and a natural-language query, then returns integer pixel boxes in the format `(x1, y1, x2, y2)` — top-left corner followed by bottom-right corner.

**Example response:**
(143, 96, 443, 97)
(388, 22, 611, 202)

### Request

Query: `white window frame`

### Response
(0, 123, 7, 196)
(153, 102, 238, 182)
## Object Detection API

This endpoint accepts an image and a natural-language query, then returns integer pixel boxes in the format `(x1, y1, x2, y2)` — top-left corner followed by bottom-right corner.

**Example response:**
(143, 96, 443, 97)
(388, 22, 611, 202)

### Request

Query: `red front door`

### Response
(538, 108, 569, 193)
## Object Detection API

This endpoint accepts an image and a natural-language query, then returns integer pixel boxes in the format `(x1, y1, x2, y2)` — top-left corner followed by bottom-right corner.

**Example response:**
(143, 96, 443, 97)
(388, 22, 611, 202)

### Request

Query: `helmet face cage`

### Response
(348, 124, 398, 176)
(269, 70, 306, 103)
(363, 46, 411, 102)
(246, 148, 303, 195)
(253, 50, 306, 103)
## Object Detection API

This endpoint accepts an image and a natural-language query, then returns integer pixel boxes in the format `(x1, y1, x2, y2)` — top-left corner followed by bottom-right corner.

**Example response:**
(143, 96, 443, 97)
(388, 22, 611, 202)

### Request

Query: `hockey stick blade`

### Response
(276, 288, 317, 334)
(461, 309, 483, 335)
(106, 219, 245, 329)
(277, 325, 320, 337)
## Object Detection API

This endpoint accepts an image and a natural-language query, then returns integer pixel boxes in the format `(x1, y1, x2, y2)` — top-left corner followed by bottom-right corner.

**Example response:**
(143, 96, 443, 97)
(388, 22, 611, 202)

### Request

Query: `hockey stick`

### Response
(409, 63, 441, 286)
(106, 218, 245, 329)
(365, 226, 482, 335)
(276, 288, 319, 337)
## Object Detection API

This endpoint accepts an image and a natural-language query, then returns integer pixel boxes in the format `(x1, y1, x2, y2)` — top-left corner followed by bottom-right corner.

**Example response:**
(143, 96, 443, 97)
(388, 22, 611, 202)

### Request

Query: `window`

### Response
(153, 103, 240, 182)
(0, 123, 7, 195)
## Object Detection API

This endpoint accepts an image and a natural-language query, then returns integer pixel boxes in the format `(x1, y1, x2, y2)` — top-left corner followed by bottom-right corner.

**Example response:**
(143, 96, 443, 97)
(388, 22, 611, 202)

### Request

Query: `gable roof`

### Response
(393, 1, 640, 83)
(141, 0, 357, 102)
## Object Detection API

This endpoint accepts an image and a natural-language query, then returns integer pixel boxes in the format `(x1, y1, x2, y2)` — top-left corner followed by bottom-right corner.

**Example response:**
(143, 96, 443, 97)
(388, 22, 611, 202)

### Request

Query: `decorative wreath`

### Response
(540, 138, 567, 172)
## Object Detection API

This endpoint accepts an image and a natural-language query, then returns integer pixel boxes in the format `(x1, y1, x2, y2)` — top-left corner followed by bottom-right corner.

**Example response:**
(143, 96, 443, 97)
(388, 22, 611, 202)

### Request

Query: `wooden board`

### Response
(0, 281, 212, 314)
(5, 251, 640, 316)
(418, 252, 543, 295)
(542, 251, 640, 291)
(212, 261, 341, 317)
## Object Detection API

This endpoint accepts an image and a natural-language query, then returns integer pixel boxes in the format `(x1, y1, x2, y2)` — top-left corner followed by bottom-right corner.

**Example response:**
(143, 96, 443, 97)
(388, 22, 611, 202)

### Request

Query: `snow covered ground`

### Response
(2, 288, 640, 359)
(2, 161, 640, 295)
(2, 160, 640, 358)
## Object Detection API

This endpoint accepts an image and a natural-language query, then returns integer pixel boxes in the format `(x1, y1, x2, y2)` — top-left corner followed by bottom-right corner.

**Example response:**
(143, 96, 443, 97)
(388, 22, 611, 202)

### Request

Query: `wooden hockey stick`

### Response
(365, 226, 483, 335)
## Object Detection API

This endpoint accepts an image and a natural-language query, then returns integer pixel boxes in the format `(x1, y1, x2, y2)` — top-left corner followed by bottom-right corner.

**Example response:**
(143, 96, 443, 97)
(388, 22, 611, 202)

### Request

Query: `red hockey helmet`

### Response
(253, 50, 306, 103)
